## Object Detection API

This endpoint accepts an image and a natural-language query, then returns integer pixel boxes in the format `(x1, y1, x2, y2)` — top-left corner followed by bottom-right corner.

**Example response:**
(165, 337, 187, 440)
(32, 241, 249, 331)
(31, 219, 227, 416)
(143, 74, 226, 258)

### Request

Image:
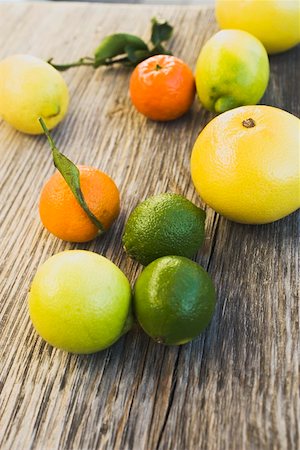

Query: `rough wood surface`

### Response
(0, 3, 299, 450)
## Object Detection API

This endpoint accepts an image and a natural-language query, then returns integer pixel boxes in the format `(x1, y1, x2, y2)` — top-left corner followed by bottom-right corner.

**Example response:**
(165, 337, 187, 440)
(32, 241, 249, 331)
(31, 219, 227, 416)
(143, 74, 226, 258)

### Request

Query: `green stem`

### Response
(49, 55, 133, 71)
(39, 117, 57, 149)
(103, 56, 130, 66)
(38, 118, 105, 235)
(48, 57, 96, 71)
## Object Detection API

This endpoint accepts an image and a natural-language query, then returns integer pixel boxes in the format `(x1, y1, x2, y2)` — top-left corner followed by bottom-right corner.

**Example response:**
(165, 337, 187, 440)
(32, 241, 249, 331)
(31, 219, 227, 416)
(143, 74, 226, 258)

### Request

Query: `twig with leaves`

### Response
(48, 18, 173, 71)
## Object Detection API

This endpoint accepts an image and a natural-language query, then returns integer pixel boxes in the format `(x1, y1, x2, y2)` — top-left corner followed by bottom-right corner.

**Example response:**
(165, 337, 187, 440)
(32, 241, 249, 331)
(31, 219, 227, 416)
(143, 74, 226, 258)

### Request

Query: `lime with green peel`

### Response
(195, 29, 269, 113)
(133, 256, 216, 345)
(28, 250, 132, 354)
(122, 193, 206, 266)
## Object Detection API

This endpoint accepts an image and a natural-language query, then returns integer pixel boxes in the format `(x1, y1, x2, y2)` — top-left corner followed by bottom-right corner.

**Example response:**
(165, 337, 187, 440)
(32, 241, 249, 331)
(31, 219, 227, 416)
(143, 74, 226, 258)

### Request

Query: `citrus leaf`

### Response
(38, 118, 105, 234)
(150, 18, 173, 47)
(94, 33, 148, 66)
(149, 46, 173, 57)
(125, 46, 152, 64)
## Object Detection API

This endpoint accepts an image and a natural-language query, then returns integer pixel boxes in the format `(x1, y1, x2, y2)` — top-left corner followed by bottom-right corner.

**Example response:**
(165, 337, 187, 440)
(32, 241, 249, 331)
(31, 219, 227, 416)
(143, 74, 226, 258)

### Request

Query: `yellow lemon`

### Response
(191, 105, 300, 224)
(216, 0, 300, 54)
(28, 251, 132, 354)
(0, 54, 69, 134)
(195, 30, 269, 113)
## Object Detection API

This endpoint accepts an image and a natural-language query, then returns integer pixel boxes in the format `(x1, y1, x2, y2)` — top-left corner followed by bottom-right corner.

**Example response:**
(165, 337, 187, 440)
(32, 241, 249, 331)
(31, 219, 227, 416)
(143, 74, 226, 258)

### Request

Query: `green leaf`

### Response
(150, 17, 173, 47)
(38, 118, 105, 234)
(94, 33, 148, 65)
(149, 46, 173, 57)
(125, 46, 151, 64)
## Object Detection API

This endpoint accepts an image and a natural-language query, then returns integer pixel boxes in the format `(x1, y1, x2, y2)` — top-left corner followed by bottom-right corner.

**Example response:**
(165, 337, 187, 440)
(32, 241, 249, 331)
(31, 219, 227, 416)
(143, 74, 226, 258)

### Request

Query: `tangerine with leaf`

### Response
(38, 119, 120, 242)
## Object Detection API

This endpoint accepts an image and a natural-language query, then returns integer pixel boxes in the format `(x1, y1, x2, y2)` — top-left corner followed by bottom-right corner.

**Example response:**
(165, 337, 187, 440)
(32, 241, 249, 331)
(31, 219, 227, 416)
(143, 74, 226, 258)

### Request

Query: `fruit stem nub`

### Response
(242, 118, 256, 128)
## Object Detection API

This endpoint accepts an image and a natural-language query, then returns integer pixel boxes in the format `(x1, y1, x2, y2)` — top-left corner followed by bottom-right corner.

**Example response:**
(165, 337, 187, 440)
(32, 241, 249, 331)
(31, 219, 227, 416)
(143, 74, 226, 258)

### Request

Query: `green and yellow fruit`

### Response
(0, 54, 69, 134)
(195, 29, 269, 113)
(28, 250, 132, 353)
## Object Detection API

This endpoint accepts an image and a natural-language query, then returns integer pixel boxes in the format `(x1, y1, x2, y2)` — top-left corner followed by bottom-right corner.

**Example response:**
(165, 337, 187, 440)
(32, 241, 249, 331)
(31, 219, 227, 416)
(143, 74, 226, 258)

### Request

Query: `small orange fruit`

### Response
(39, 166, 120, 242)
(129, 54, 195, 121)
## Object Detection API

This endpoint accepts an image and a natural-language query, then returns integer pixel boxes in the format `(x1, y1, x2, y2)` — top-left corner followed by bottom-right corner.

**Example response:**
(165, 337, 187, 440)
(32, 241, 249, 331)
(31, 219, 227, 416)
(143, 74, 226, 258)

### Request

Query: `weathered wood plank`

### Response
(0, 3, 299, 450)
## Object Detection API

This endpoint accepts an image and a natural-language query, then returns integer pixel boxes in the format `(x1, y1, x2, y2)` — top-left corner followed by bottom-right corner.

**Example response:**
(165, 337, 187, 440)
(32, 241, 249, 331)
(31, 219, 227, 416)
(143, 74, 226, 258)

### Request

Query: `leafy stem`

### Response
(48, 17, 173, 71)
(38, 118, 105, 234)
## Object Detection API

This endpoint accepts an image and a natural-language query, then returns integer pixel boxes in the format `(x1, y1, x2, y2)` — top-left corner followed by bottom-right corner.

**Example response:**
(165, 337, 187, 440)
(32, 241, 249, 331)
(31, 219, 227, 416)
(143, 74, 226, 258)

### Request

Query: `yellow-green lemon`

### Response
(195, 29, 269, 113)
(28, 251, 132, 353)
(0, 54, 69, 134)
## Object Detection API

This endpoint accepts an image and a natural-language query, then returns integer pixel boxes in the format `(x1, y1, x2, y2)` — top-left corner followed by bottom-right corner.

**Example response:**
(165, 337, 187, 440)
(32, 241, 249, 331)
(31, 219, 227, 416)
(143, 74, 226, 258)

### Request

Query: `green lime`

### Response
(195, 29, 269, 113)
(28, 250, 132, 354)
(122, 193, 206, 266)
(133, 256, 216, 345)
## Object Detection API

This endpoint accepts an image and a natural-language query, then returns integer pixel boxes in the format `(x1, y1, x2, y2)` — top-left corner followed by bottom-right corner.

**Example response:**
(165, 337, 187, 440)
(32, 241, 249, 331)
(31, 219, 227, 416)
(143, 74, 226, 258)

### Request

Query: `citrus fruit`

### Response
(28, 250, 132, 354)
(195, 29, 269, 113)
(39, 165, 120, 242)
(129, 54, 195, 121)
(216, 0, 300, 54)
(122, 193, 206, 266)
(191, 105, 300, 224)
(133, 256, 216, 345)
(0, 54, 69, 134)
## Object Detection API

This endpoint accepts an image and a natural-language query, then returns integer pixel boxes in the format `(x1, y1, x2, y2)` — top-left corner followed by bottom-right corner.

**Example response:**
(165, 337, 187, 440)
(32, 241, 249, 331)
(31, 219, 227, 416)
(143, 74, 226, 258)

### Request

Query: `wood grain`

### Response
(0, 3, 299, 450)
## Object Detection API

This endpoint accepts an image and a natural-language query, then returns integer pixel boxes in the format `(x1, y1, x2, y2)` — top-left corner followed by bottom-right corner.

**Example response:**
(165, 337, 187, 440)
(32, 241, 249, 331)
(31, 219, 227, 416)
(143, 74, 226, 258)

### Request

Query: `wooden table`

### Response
(0, 3, 299, 449)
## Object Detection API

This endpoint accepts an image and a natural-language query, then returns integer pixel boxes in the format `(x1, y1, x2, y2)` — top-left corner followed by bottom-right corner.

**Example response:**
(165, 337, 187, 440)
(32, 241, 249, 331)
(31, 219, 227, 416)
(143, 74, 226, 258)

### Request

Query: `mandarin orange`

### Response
(129, 55, 195, 121)
(39, 165, 120, 242)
